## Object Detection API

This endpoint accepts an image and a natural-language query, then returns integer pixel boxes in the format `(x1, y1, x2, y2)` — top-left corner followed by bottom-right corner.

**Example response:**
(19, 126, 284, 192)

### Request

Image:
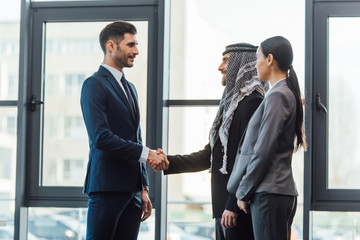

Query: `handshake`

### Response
(146, 148, 169, 171)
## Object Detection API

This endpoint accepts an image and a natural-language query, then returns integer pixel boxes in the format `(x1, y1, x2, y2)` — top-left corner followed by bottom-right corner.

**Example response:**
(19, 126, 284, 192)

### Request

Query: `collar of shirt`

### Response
(101, 63, 128, 98)
(265, 78, 286, 97)
(271, 78, 286, 88)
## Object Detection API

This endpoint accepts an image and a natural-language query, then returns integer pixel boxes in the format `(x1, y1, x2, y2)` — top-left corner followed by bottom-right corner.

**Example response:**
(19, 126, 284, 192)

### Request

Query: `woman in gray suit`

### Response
(227, 36, 307, 240)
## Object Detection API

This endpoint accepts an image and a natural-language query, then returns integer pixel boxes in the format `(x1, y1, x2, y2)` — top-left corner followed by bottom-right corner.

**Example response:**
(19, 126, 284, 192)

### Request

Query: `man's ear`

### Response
(106, 40, 116, 52)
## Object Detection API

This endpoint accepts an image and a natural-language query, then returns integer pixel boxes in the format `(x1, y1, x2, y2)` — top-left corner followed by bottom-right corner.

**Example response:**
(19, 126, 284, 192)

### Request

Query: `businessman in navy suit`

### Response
(80, 21, 168, 240)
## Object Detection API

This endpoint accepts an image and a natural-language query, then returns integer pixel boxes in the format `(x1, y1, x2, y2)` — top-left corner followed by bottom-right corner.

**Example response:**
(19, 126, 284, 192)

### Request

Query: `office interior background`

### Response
(0, 0, 360, 239)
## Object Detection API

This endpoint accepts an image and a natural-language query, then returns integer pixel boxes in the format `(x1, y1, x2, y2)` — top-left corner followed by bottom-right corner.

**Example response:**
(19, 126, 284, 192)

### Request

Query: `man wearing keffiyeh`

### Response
(162, 43, 269, 240)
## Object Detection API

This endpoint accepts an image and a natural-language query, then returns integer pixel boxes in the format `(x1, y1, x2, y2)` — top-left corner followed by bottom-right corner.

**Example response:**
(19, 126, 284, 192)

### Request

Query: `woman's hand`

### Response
(237, 200, 250, 214)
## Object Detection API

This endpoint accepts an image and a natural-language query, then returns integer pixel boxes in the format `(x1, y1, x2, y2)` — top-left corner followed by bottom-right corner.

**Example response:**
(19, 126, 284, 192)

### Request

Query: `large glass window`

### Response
(0, 0, 20, 235)
(0, 108, 17, 235)
(167, 0, 305, 239)
(28, 208, 87, 239)
(313, 1, 360, 204)
(0, 108, 17, 184)
(313, 212, 360, 239)
(27, 207, 155, 239)
(328, 17, 360, 189)
(169, 0, 305, 100)
(0, 0, 20, 101)
(167, 107, 217, 239)
(311, 3, 360, 240)
(23, 6, 159, 239)
(41, 21, 148, 186)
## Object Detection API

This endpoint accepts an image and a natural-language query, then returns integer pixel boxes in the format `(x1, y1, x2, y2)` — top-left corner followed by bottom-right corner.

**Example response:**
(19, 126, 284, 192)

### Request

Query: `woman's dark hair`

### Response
(99, 21, 137, 54)
(260, 36, 307, 151)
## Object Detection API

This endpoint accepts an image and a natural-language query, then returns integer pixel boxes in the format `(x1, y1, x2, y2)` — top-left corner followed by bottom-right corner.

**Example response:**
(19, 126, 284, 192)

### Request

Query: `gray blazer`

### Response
(227, 79, 298, 202)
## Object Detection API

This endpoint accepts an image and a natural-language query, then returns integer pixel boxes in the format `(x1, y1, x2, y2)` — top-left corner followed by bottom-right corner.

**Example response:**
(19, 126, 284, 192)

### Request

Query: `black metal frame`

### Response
(0, 101, 18, 106)
(165, 99, 220, 107)
(305, 1, 360, 239)
(14, 1, 31, 238)
(27, 4, 157, 204)
(303, 0, 314, 238)
(312, 1, 360, 211)
(14, 0, 169, 239)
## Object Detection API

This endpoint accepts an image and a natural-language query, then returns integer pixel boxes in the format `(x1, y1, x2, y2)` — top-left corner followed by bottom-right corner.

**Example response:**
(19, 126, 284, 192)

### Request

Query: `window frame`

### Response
(24, 2, 161, 206)
(15, 1, 170, 239)
(312, 1, 360, 211)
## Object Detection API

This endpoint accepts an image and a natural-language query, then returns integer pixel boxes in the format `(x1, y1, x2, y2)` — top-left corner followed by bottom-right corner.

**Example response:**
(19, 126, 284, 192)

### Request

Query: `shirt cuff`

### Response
(139, 146, 149, 163)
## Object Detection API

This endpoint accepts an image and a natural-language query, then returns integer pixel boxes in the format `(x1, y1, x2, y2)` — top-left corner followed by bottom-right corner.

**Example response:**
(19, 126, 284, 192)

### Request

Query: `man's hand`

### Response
(141, 189, 152, 222)
(147, 149, 169, 171)
(221, 210, 239, 229)
(154, 148, 170, 171)
(237, 200, 250, 214)
(156, 148, 165, 155)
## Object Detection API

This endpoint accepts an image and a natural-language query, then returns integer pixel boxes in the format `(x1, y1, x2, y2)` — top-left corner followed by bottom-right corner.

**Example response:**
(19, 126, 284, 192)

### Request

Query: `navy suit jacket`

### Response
(80, 66, 149, 194)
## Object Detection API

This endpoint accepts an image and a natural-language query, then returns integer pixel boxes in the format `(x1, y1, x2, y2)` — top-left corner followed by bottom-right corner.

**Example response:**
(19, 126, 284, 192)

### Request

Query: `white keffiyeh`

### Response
(209, 43, 269, 174)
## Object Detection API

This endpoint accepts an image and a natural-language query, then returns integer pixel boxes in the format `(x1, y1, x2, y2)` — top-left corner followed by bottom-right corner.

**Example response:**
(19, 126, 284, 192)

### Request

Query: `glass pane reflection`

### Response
(0, 0, 20, 100)
(167, 107, 217, 239)
(313, 211, 360, 239)
(0, 200, 15, 239)
(28, 207, 155, 240)
(167, 106, 218, 200)
(167, 203, 215, 240)
(28, 207, 87, 240)
(0, 107, 17, 199)
(328, 17, 360, 189)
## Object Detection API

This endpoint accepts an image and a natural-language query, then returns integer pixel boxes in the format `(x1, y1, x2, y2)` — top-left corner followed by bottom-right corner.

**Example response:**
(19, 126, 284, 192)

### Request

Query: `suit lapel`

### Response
(97, 66, 136, 123)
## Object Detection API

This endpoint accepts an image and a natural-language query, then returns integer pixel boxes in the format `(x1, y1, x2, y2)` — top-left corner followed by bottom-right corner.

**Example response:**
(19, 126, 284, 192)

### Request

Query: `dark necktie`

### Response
(121, 76, 141, 190)
(120, 75, 135, 114)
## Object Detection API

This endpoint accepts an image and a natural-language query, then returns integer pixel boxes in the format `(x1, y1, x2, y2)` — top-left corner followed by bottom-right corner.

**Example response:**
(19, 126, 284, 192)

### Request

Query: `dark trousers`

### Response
(215, 218, 225, 240)
(250, 193, 297, 240)
(215, 214, 254, 240)
(86, 191, 142, 240)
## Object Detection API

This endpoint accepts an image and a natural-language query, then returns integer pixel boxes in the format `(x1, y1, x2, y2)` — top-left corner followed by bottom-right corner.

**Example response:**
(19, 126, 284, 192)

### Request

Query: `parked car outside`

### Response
(0, 225, 39, 240)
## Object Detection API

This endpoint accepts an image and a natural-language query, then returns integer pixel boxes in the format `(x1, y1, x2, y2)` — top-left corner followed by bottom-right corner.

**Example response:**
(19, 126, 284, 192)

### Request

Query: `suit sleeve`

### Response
(236, 91, 292, 202)
(80, 77, 143, 160)
(225, 193, 241, 213)
(225, 94, 263, 212)
(164, 143, 212, 174)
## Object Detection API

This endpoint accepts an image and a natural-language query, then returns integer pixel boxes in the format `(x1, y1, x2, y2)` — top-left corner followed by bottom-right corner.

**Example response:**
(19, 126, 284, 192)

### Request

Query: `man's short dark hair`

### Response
(99, 21, 137, 54)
